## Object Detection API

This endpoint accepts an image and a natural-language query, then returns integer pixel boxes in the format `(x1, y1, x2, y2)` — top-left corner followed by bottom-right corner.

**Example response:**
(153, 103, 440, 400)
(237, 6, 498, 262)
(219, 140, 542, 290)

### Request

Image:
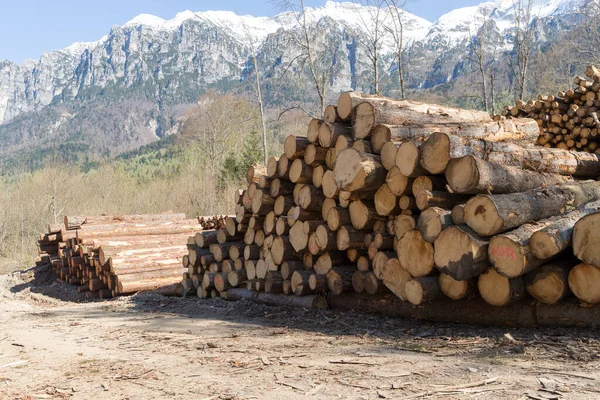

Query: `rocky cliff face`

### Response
(0, 0, 583, 160)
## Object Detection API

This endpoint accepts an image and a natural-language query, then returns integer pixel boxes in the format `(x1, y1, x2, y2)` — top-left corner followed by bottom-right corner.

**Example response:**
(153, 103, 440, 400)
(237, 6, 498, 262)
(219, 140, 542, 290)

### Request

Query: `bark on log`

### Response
(446, 155, 572, 194)
(478, 268, 527, 307)
(530, 201, 600, 260)
(524, 257, 575, 304)
(380, 257, 411, 301)
(416, 190, 471, 211)
(573, 212, 600, 268)
(434, 226, 489, 281)
(326, 267, 355, 295)
(227, 288, 326, 309)
(406, 276, 443, 305)
(265, 271, 284, 294)
(465, 181, 600, 236)
(420, 132, 600, 177)
(289, 159, 314, 184)
(284, 135, 310, 160)
(352, 99, 492, 140)
(439, 274, 477, 300)
(326, 292, 538, 328)
(326, 207, 352, 232)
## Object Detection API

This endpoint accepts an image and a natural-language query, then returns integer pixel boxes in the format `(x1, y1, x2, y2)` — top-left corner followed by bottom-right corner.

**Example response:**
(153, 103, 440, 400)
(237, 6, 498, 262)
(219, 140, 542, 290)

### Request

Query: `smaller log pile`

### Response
(503, 65, 600, 153)
(37, 213, 203, 299)
(183, 89, 600, 328)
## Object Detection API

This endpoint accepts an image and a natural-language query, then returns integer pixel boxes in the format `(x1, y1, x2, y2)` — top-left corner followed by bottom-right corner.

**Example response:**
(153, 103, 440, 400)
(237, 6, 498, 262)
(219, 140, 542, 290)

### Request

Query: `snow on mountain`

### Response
(0, 0, 585, 156)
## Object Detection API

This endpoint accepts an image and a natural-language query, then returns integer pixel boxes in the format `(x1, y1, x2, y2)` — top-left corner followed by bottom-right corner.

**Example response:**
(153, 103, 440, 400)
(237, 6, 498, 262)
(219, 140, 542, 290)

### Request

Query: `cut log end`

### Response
(569, 263, 600, 303)
(464, 195, 503, 237)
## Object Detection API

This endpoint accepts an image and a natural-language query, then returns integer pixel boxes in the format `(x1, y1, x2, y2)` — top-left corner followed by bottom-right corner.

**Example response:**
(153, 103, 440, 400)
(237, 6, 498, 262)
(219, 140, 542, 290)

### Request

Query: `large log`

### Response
(318, 122, 352, 148)
(438, 274, 477, 300)
(405, 276, 442, 305)
(374, 184, 401, 216)
(478, 268, 527, 307)
(75, 219, 203, 240)
(380, 257, 411, 301)
(349, 200, 386, 229)
(289, 159, 314, 184)
(434, 226, 489, 281)
(380, 140, 400, 169)
(524, 257, 575, 304)
(420, 132, 600, 176)
(446, 155, 572, 195)
(396, 140, 426, 178)
(572, 212, 600, 268)
(417, 207, 453, 243)
(352, 98, 493, 140)
(227, 288, 327, 309)
(464, 181, 600, 236)
(397, 230, 434, 277)
(326, 267, 355, 295)
(530, 201, 600, 260)
(569, 263, 600, 303)
(284, 135, 310, 160)
(326, 292, 538, 327)
(334, 149, 386, 192)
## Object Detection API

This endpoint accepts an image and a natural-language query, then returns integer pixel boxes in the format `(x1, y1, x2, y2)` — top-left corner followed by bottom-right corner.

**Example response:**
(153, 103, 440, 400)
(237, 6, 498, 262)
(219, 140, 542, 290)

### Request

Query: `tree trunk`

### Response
(352, 98, 493, 140)
(439, 274, 477, 300)
(265, 271, 284, 294)
(573, 212, 600, 268)
(334, 149, 386, 192)
(397, 230, 434, 277)
(289, 159, 314, 184)
(464, 181, 600, 236)
(568, 263, 600, 303)
(524, 257, 575, 304)
(271, 236, 296, 265)
(227, 288, 326, 309)
(298, 184, 326, 213)
(396, 140, 426, 178)
(417, 207, 453, 243)
(420, 132, 600, 177)
(478, 268, 527, 307)
(284, 135, 311, 160)
(380, 257, 411, 301)
(446, 155, 572, 194)
(434, 226, 489, 281)
(349, 200, 386, 229)
(336, 226, 368, 251)
(416, 191, 470, 211)
(405, 276, 443, 305)
(530, 201, 600, 260)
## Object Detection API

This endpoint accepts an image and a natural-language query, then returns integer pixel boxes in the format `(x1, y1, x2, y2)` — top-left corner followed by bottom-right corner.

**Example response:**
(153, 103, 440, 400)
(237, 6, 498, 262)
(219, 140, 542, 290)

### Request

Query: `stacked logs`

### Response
(503, 65, 600, 153)
(185, 90, 600, 326)
(39, 214, 202, 299)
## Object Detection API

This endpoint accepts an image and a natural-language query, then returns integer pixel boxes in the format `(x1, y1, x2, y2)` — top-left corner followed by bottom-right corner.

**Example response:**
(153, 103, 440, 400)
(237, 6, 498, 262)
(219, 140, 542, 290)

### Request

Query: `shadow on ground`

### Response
(8, 264, 600, 364)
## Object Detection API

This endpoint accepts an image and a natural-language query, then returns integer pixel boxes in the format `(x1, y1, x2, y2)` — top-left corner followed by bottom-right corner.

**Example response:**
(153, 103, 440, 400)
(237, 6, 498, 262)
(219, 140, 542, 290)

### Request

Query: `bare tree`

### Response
(384, 0, 407, 99)
(569, 0, 600, 65)
(274, 0, 333, 117)
(353, 0, 389, 94)
(241, 19, 269, 165)
(512, 0, 534, 100)
(468, 11, 493, 112)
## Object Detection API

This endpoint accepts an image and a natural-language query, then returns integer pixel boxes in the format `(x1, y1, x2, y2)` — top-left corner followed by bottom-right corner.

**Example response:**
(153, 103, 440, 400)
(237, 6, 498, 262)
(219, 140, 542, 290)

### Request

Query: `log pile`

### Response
(36, 213, 203, 299)
(503, 65, 600, 153)
(183, 90, 600, 326)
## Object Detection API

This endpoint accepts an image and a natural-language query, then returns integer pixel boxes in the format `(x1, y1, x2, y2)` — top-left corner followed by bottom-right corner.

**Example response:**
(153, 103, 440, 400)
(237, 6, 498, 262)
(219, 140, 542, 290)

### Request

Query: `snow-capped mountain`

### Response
(0, 0, 584, 159)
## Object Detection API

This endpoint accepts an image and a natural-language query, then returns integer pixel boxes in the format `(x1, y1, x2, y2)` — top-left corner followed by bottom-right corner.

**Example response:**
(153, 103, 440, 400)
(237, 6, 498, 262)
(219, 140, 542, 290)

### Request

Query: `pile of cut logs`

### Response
(36, 214, 203, 299)
(503, 65, 600, 153)
(183, 88, 600, 326)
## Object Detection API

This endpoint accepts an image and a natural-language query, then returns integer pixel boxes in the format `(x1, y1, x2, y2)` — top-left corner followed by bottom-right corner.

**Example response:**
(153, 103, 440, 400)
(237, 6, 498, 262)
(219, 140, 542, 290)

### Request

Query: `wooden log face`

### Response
(525, 259, 573, 305)
(396, 140, 425, 178)
(573, 213, 600, 268)
(569, 263, 600, 303)
(478, 268, 526, 307)
(380, 257, 411, 301)
(439, 274, 474, 300)
(434, 226, 489, 281)
(397, 230, 434, 277)
(334, 148, 385, 192)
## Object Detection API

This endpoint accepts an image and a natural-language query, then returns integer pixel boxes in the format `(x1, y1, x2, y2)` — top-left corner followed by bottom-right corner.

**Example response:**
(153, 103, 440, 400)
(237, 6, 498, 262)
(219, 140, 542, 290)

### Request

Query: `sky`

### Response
(0, 0, 485, 64)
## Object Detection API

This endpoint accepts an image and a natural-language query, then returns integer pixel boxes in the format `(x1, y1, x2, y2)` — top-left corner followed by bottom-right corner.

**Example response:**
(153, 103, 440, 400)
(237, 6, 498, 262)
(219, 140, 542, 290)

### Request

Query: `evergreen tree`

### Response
(241, 130, 263, 169)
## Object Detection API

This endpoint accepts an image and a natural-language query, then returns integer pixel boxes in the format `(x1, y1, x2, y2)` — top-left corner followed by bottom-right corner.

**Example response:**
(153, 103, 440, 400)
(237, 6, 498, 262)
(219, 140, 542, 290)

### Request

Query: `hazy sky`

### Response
(0, 0, 484, 63)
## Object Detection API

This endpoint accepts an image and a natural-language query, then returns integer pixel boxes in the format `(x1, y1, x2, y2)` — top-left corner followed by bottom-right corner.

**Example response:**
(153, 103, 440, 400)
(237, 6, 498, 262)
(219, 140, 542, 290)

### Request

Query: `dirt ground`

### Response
(1, 265, 600, 400)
